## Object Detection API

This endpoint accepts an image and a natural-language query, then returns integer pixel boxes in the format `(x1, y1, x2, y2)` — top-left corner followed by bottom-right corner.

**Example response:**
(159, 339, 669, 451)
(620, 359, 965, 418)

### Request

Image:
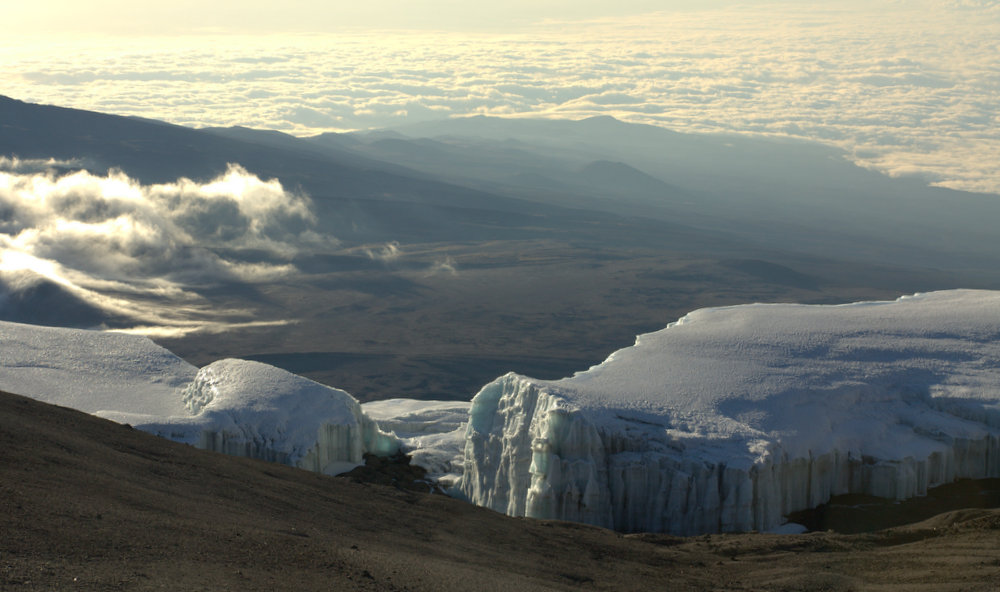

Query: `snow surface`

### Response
(0, 320, 197, 416)
(123, 359, 400, 475)
(0, 321, 398, 475)
(458, 290, 1000, 534)
(363, 398, 470, 485)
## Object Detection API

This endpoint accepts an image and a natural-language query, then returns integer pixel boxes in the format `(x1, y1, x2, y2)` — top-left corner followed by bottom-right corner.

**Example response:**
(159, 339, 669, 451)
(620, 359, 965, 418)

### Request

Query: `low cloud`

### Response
(0, 156, 84, 174)
(427, 256, 458, 276)
(0, 164, 330, 334)
(361, 241, 402, 262)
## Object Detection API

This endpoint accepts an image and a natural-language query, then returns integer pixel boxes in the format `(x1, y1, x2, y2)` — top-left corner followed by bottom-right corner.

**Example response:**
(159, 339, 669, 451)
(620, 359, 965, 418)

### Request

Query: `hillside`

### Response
(3, 389, 1000, 591)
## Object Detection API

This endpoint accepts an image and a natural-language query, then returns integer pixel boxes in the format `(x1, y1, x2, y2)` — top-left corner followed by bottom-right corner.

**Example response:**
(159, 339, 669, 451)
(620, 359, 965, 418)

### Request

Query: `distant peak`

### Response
(579, 115, 622, 124)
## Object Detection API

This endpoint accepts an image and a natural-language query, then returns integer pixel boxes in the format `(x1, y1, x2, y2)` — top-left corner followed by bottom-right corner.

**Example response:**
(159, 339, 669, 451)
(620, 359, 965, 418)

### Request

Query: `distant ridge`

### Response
(578, 160, 678, 196)
(0, 272, 122, 328)
(0, 95, 619, 245)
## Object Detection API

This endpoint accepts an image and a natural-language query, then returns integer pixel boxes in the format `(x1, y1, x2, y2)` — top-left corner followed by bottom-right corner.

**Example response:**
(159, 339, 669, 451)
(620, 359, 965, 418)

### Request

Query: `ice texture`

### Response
(363, 398, 470, 484)
(129, 359, 400, 475)
(0, 321, 398, 475)
(0, 320, 198, 416)
(457, 290, 1000, 534)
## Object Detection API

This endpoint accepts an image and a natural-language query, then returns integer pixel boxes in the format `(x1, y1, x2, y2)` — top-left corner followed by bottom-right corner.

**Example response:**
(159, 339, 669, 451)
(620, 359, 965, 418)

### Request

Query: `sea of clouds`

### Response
(4, 1, 998, 194)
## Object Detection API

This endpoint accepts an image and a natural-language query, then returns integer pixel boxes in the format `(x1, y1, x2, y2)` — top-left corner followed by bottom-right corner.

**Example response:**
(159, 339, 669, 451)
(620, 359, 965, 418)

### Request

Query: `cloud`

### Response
(0, 164, 330, 335)
(0, 156, 85, 174)
(427, 256, 458, 276)
(4, 0, 1000, 193)
(361, 241, 402, 262)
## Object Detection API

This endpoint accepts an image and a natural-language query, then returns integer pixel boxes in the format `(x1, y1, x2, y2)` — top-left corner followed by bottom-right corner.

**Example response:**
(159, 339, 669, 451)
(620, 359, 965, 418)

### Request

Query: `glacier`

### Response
(0, 322, 398, 475)
(5, 290, 1000, 535)
(0, 320, 198, 416)
(110, 359, 400, 476)
(457, 290, 1000, 534)
(363, 398, 470, 486)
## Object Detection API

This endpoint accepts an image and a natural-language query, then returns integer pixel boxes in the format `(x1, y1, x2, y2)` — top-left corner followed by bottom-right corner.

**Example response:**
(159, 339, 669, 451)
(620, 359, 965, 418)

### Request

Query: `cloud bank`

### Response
(4, 0, 999, 194)
(0, 163, 328, 335)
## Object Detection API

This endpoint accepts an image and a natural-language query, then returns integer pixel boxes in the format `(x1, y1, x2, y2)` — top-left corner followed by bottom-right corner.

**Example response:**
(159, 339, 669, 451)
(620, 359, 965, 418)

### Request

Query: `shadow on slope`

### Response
(0, 272, 128, 328)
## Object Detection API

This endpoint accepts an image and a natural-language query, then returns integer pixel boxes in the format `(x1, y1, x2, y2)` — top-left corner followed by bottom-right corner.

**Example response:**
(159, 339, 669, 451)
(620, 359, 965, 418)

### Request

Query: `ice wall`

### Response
(131, 359, 400, 475)
(457, 291, 1000, 534)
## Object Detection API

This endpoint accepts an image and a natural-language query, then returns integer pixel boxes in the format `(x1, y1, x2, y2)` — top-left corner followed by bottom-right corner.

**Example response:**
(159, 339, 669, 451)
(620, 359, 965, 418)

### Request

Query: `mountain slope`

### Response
(373, 115, 1000, 271)
(0, 95, 643, 245)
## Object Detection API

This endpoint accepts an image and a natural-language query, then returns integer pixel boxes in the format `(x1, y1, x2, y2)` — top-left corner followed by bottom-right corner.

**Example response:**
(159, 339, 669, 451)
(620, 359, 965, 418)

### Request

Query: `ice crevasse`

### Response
(457, 290, 1000, 535)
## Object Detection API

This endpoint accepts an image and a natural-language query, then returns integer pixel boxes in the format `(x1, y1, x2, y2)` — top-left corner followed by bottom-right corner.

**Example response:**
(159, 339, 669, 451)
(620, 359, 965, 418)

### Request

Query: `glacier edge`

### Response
(458, 373, 1000, 535)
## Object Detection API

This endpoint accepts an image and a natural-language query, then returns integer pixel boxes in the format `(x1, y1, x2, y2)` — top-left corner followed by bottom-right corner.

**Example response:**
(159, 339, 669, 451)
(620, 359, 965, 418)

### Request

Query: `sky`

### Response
(4, 1, 741, 34)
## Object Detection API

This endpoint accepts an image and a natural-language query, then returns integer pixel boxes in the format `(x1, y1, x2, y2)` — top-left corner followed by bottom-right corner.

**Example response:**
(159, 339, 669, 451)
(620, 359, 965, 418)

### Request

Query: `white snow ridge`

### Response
(457, 290, 1000, 535)
(363, 398, 471, 486)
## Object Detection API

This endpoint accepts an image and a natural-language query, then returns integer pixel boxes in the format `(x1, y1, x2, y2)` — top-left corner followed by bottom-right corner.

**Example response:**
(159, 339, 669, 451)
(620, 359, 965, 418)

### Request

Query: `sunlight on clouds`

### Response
(109, 319, 292, 339)
(2, 0, 999, 193)
(0, 163, 328, 334)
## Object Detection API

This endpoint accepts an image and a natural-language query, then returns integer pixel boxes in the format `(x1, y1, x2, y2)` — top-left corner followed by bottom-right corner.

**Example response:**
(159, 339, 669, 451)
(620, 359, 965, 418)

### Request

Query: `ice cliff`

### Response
(457, 290, 1000, 534)
(123, 359, 400, 475)
(0, 322, 398, 475)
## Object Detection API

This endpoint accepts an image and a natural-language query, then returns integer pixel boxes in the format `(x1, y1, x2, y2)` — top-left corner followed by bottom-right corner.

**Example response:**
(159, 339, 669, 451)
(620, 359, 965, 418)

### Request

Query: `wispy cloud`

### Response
(0, 163, 330, 335)
(3, 0, 999, 193)
(0, 156, 84, 174)
(427, 256, 458, 276)
(361, 241, 402, 262)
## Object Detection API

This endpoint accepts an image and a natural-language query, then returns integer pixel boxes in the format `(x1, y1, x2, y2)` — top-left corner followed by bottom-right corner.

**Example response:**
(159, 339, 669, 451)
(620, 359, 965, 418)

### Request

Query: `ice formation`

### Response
(363, 398, 470, 485)
(0, 320, 198, 416)
(0, 321, 398, 475)
(6, 290, 1000, 534)
(457, 290, 1000, 534)
(124, 359, 400, 475)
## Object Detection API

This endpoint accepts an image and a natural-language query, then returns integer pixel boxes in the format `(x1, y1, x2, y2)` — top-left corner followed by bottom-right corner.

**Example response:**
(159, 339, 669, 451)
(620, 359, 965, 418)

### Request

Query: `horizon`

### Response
(4, 0, 999, 194)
